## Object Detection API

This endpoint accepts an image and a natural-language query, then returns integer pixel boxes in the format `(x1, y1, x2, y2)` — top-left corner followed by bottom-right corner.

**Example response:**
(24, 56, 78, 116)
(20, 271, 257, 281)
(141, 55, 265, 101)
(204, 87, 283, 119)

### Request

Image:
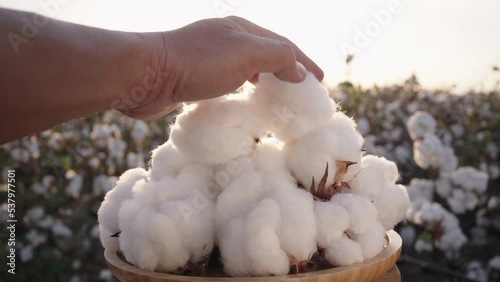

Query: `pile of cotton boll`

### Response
(98, 73, 410, 277)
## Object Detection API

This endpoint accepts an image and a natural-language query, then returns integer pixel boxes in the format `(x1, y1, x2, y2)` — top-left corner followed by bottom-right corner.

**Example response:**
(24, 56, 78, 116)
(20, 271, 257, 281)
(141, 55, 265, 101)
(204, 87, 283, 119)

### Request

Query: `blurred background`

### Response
(0, 1, 499, 281)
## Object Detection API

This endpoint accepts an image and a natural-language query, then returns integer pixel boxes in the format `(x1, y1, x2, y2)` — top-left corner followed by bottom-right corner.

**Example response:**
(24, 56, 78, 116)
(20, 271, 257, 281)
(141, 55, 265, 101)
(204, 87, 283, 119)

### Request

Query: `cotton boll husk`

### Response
(330, 193, 377, 234)
(244, 198, 289, 276)
(149, 139, 190, 181)
(287, 115, 363, 190)
(252, 72, 336, 142)
(372, 184, 410, 230)
(324, 234, 364, 266)
(98, 167, 147, 250)
(347, 155, 399, 201)
(407, 111, 437, 140)
(354, 222, 386, 260)
(170, 96, 265, 164)
(314, 201, 350, 247)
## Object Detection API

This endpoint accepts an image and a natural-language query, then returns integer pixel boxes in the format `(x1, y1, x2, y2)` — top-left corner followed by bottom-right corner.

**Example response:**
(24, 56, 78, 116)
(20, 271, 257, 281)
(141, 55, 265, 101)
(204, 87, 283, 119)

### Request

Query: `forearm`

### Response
(0, 8, 159, 144)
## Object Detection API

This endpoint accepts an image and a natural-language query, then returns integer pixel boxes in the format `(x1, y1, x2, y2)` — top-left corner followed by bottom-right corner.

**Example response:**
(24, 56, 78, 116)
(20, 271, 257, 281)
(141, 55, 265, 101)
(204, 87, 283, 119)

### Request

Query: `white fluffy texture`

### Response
(330, 194, 377, 235)
(412, 202, 467, 252)
(413, 133, 443, 169)
(170, 94, 266, 164)
(149, 139, 190, 181)
(217, 140, 317, 276)
(314, 201, 349, 247)
(98, 71, 410, 275)
(438, 146, 458, 173)
(250, 72, 336, 142)
(407, 111, 436, 140)
(436, 167, 489, 214)
(405, 179, 435, 223)
(353, 222, 386, 259)
(345, 155, 409, 230)
(373, 184, 410, 230)
(323, 234, 364, 266)
(287, 112, 363, 190)
(348, 155, 399, 201)
(118, 164, 215, 271)
(98, 168, 148, 251)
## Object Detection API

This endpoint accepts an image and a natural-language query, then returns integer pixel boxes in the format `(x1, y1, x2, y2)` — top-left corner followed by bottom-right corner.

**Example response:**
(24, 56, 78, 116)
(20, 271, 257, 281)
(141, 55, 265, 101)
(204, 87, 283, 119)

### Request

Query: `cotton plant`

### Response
(406, 111, 494, 257)
(98, 72, 410, 276)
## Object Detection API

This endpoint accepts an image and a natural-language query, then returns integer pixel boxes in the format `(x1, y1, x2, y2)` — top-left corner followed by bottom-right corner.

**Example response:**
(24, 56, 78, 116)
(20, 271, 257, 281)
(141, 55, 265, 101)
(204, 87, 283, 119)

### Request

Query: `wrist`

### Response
(112, 31, 178, 117)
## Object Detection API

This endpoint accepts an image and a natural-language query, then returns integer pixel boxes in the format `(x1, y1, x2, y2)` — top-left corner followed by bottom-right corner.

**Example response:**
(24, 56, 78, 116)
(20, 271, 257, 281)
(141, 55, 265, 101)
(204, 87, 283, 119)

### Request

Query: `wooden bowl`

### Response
(105, 230, 402, 282)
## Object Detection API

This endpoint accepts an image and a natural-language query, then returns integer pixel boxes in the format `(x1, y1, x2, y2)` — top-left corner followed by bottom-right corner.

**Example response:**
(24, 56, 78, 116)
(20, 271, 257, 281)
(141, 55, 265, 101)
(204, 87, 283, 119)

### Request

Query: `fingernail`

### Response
(296, 62, 307, 79)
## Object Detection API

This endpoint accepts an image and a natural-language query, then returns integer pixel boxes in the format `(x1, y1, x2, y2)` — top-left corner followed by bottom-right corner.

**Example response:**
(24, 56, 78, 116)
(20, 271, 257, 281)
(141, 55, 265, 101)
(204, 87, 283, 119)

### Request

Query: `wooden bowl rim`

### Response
(105, 230, 402, 281)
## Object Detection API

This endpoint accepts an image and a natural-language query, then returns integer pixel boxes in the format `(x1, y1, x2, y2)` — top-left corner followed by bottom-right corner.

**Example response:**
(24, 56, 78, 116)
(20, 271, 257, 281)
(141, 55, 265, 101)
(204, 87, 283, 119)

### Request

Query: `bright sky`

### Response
(1, 0, 499, 93)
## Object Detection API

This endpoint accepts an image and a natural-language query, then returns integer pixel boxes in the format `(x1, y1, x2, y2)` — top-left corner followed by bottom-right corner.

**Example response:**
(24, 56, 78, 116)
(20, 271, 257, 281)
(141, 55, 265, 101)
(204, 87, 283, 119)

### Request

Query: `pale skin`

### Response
(0, 8, 323, 144)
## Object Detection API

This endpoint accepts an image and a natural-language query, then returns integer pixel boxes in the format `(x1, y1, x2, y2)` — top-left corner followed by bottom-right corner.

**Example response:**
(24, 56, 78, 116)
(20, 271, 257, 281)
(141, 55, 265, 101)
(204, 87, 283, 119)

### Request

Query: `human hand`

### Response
(117, 16, 323, 120)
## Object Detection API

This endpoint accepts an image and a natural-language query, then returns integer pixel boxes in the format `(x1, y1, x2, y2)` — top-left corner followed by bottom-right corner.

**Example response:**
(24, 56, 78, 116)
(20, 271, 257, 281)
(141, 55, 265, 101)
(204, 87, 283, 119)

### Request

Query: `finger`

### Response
(243, 35, 306, 83)
(248, 73, 259, 84)
(227, 16, 324, 81)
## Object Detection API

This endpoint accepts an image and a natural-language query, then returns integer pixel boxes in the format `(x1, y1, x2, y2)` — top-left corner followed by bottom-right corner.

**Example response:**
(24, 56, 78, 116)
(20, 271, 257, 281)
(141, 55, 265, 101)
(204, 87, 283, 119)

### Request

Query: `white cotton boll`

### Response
(354, 222, 386, 260)
(356, 118, 370, 136)
(348, 155, 399, 201)
(214, 161, 266, 232)
(406, 178, 434, 202)
(130, 120, 149, 143)
(418, 202, 445, 225)
(219, 219, 250, 276)
(330, 193, 377, 234)
(253, 137, 287, 173)
(413, 133, 442, 169)
(314, 201, 350, 247)
(271, 185, 317, 262)
(98, 168, 148, 251)
(435, 228, 467, 251)
(119, 204, 186, 271)
(134, 163, 214, 207)
(414, 239, 433, 253)
(324, 234, 364, 266)
(149, 139, 191, 181)
(438, 146, 458, 173)
(373, 184, 410, 230)
(489, 256, 500, 270)
(170, 95, 266, 164)
(435, 173, 452, 198)
(244, 199, 290, 276)
(407, 111, 436, 140)
(157, 197, 215, 264)
(451, 167, 489, 194)
(252, 72, 336, 142)
(287, 115, 363, 190)
(466, 261, 488, 282)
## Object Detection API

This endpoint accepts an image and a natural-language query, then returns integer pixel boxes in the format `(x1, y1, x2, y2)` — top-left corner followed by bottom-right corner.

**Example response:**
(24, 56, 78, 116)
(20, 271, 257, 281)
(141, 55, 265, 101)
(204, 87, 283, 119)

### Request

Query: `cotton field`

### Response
(0, 77, 499, 282)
